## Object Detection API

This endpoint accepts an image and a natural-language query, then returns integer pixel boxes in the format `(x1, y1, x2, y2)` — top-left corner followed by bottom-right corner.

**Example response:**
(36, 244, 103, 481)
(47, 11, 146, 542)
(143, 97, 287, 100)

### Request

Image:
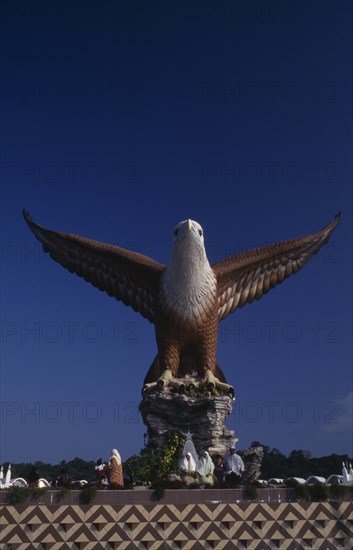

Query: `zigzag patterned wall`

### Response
(1, 500, 352, 549)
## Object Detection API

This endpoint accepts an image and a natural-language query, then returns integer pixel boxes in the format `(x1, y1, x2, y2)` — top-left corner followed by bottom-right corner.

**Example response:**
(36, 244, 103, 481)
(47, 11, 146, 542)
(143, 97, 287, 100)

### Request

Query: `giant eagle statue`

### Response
(23, 210, 340, 396)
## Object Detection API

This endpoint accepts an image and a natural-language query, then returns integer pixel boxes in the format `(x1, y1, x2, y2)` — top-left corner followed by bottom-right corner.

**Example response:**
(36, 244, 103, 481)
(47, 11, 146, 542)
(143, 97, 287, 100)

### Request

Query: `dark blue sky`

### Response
(1, 0, 352, 464)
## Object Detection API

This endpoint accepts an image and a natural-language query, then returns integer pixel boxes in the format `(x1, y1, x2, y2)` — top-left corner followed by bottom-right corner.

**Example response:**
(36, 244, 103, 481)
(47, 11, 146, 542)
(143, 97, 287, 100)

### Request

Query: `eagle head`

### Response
(173, 218, 204, 244)
(170, 218, 209, 269)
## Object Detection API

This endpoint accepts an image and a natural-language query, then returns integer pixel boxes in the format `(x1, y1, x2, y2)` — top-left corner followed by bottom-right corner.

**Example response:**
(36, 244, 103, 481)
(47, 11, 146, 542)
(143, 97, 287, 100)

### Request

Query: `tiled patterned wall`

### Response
(0, 495, 352, 549)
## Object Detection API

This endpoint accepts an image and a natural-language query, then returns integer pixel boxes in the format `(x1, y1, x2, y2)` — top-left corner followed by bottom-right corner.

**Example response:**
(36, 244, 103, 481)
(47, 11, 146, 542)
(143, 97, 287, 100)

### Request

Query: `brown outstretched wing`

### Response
(213, 214, 341, 321)
(23, 210, 166, 323)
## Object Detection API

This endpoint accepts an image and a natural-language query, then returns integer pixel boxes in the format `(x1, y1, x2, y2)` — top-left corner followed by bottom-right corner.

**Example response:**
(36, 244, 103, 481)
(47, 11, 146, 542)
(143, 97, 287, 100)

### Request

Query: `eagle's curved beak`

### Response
(187, 219, 192, 231)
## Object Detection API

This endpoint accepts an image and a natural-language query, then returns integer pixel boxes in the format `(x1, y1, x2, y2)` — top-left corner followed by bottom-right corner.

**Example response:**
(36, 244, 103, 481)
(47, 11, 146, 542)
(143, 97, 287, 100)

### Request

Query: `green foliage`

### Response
(286, 480, 353, 502)
(285, 479, 310, 499)
(29, 487, 47, 500)
(308, 483, 329, 501)
(124, 429, 186, 486)
(57, 486, 70, 500)
(153, 484, 166, 500)
(123, 449, 159, 486)
(7, 486, 47, 505)
(80, 486, 97, 504)
(157, 429, 186, 481)
(328, 484, 353, 500)
(244, 484, 258, 500)
(7, 487, 31, 505)
(295, 484, 310, 499)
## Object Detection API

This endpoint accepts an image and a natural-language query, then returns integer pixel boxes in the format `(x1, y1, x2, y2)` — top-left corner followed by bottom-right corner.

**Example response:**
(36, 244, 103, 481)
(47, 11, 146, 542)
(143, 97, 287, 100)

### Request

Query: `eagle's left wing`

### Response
(23, 210, 166, 323)
(212, 214, 340, 321)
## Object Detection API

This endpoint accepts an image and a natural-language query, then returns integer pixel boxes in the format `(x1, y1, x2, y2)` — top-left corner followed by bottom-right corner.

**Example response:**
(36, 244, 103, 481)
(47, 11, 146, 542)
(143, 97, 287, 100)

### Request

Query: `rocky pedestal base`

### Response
(139, 390, 236, 455)
(240, 446, 264, 482)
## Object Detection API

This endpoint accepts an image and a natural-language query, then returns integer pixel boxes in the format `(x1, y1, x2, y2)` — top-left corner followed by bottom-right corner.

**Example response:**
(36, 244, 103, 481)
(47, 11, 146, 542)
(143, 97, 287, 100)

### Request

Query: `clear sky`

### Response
(1, 0, 352, 465)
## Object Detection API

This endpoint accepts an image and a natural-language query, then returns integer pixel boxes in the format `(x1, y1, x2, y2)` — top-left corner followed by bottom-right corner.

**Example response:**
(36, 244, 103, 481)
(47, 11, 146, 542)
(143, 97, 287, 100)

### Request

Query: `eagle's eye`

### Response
(174, 229, 179, 237)
(198, 229, 203, 237)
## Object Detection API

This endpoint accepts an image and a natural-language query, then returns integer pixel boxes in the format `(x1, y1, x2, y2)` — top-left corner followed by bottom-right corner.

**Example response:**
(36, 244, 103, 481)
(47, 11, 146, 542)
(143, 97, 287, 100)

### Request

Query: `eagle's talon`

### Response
(156, 369, 173, 390)
(142, 370, 234, 397)
(202, 370, 234, 396)
(142, 381, 158, 396)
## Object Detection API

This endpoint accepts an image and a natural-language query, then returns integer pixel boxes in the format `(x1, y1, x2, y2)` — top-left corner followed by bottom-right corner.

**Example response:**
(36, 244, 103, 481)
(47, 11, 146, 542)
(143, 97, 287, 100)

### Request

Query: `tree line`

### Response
(251, 441, 352, 479)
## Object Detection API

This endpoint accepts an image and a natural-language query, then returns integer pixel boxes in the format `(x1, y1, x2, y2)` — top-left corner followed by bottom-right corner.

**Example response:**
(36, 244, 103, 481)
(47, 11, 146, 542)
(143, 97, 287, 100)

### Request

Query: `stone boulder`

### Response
(140, 390, 236, 456)
(239, 446, 264, 483)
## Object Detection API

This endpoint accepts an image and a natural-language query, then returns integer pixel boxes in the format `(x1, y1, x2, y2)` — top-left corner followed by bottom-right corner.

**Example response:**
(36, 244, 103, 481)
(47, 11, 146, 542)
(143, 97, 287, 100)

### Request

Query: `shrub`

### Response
(292, 483, 310, 499)
(285, 478, 300, 488)
(80, 486, 97, 504)
(328, 483, 353, 500)
(7, 487, 47, 505)
(244, 484, 258, 500)
(329, 483, 343, 499)
(153, 485, 166, 500)
(30, 487, 47, 500)
(124, 429, 186, 487)
(56, 486, 70, 501)
(123, 449, 159, 486)
(308, 483, 329, 501)
(158, 429, 186, 478)
(7, 487, 31, 505)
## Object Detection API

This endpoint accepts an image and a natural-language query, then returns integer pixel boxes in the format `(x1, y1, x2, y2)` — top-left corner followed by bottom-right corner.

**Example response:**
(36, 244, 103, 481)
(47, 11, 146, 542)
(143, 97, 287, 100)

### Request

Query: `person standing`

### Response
(180, 452, 198, 486)
(196, 451, 215, 486)
(214, 457, 225, 485)
(224, 445, 245, 483)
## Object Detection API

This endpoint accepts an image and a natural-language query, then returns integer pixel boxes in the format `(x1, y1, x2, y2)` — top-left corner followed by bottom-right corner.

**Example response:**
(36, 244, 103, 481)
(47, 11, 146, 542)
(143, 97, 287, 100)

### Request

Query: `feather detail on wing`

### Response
(213, 214, 341, 321)
(23, 210, 165, 323)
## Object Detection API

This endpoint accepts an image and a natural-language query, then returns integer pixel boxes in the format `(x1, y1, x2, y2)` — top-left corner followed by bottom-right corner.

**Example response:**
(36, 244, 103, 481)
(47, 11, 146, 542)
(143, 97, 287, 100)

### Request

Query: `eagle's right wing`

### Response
(23, 210, 166, 323)
(213, 214, 341, 321)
